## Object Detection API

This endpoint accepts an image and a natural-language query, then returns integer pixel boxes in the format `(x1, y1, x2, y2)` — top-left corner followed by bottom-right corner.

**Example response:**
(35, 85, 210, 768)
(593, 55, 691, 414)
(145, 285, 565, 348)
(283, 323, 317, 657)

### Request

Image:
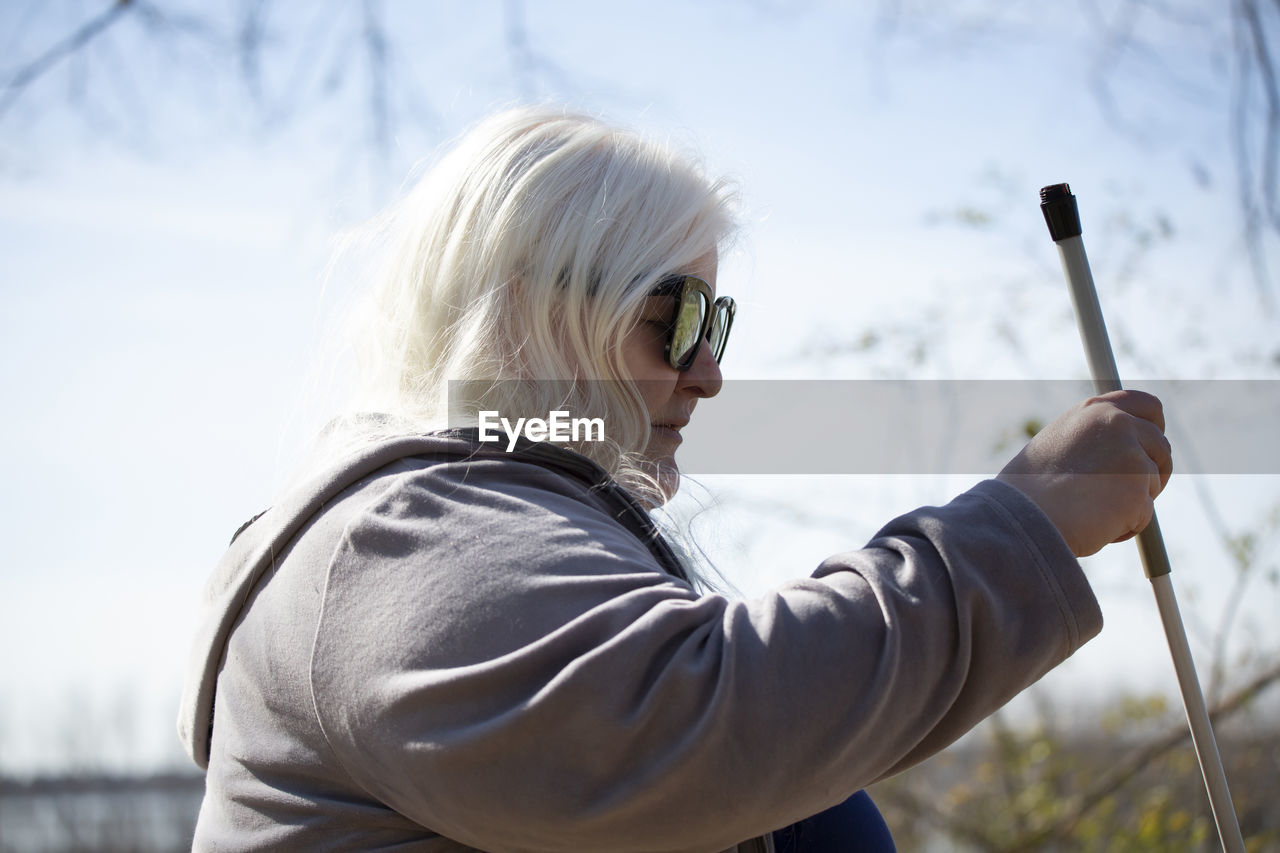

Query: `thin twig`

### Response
(361, 0, 390, 194)
(873, 784, 1003, 851)
(1004, 660, 1280, 850)
(504, 0, 536, 100)
(237, 0, 268, 108)
(1238, 0, 1280, 231)
(0, 0, 137, 119)
(1232, 0, 1277, 306)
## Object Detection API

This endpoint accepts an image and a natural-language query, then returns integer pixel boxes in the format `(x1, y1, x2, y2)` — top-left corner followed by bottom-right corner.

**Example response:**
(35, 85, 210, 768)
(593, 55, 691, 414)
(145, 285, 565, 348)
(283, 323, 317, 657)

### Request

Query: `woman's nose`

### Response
(679, 340, 723, 399)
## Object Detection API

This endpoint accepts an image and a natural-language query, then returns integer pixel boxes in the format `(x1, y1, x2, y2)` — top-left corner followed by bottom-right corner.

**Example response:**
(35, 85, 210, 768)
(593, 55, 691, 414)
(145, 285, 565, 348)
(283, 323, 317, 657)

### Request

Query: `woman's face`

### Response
(620, 252, 724, 497)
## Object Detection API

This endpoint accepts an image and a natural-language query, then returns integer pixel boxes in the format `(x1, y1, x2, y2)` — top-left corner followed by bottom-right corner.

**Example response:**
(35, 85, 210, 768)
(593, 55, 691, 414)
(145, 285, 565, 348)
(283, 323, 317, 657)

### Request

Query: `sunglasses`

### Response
(651, 275, 736, 371)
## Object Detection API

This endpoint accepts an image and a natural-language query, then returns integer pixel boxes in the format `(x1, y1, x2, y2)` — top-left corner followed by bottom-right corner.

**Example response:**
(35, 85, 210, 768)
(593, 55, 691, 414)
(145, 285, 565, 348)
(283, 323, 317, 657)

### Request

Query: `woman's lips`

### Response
(651, 424, 684, 444)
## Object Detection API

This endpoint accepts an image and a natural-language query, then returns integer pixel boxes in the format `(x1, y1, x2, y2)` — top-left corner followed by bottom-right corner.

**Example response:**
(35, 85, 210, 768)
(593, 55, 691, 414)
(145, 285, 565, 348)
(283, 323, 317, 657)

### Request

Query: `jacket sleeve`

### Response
(307, 462, 1099, 853)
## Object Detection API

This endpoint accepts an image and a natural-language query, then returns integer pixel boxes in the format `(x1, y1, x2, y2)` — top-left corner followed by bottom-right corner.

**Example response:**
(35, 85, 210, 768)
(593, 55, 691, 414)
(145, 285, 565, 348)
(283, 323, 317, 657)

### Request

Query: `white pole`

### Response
(1041, 183, 1245, 853)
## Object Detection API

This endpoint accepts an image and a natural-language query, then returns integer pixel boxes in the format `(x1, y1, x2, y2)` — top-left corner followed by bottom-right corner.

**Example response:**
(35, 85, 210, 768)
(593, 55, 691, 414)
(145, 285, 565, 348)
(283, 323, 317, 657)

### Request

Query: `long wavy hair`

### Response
(319, 106, 737, 503)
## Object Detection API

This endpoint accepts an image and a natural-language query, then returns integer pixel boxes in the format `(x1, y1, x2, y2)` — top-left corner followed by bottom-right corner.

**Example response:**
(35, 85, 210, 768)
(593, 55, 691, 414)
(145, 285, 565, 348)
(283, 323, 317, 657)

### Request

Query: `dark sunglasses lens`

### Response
(708, 300, 733, 363)
(670, 285, 708, 369)
(708, 311, 725, 361)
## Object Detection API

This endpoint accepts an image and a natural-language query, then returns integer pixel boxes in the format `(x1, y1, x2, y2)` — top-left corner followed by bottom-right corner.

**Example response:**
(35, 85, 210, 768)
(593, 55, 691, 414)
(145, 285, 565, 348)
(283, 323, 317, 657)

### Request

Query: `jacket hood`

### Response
(177, 430, 684, 769)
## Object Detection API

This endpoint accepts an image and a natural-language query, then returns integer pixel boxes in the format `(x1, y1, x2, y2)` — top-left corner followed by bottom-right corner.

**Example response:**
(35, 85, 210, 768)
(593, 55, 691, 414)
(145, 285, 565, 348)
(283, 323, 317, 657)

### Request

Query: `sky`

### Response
(1, 0, 1277, 775)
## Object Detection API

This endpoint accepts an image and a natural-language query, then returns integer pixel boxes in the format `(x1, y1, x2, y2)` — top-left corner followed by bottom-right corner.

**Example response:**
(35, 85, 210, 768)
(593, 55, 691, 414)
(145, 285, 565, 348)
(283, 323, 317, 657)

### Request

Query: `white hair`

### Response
(320, 106, 737, 504)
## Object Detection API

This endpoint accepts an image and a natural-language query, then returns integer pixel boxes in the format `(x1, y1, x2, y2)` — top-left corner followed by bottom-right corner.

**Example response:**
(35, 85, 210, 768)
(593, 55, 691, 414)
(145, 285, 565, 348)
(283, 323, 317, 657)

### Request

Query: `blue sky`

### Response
(1, 1, 1275, 774)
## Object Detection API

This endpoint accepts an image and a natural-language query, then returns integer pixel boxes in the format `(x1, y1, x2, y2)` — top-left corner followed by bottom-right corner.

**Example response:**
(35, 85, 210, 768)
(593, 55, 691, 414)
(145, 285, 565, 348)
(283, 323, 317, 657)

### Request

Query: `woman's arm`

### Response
(307, 459, 1095, 853)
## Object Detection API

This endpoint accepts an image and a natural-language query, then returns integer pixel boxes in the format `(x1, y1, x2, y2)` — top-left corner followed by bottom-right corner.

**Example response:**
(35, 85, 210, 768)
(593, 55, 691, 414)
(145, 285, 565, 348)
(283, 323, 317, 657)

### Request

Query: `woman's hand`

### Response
(997, 389, 1173, 557)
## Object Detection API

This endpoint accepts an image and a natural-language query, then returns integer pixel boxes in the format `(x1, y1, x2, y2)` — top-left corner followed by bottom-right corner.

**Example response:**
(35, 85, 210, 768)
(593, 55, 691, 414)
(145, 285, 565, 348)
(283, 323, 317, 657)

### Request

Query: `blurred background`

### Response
(1, 1, 1277, 849)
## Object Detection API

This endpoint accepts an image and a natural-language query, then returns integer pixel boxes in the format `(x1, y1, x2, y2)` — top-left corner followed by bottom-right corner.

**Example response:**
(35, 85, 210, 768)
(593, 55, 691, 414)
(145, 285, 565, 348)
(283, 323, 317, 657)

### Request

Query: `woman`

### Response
(179, 107, 1171, 852)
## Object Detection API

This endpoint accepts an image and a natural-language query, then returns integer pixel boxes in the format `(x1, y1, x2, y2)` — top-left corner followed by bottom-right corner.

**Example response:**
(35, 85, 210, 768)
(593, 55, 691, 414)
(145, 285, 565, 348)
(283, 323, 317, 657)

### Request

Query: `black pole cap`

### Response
(1040, 183, 1082, 242)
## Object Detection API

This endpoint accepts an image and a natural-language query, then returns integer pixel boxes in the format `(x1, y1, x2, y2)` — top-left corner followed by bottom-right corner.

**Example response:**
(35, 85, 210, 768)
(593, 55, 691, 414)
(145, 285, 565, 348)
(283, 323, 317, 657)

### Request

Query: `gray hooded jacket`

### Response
(178, 431, 1101, 852)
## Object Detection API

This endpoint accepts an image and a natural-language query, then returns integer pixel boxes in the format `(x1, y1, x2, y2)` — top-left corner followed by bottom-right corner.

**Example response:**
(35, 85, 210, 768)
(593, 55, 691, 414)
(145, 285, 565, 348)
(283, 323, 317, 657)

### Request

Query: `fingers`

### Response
(1109, 395, 1165, 541)
(1090, 389, 1172, 496)
(1092, 388, 1165, 432)
(996, 391, 1174, 558)
(1112, 490, 1156, 546)
(1134, 418, 1173, 496)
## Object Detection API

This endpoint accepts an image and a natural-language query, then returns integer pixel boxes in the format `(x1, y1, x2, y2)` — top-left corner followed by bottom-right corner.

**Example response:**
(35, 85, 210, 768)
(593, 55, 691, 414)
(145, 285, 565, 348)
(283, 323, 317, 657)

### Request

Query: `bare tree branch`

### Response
(362, 0, 391, 187)
(877, 0, 1279, 303)
(237, 0, 268, 107)
(0, 0, 137, 119)
(1082, 0, 1146, 142)
(1239, 0, 1280, 231)
(1232, 0, 1279, 307)
(1004, 659, 1280, 850)
(876, 661, 1279, 850)
(1208, 512, 1279, 705)
(871, 783, 1000, 851)
(268, 3, 345, 128)
(502, 0, 577, 101)
(505, 0, 537, 101)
